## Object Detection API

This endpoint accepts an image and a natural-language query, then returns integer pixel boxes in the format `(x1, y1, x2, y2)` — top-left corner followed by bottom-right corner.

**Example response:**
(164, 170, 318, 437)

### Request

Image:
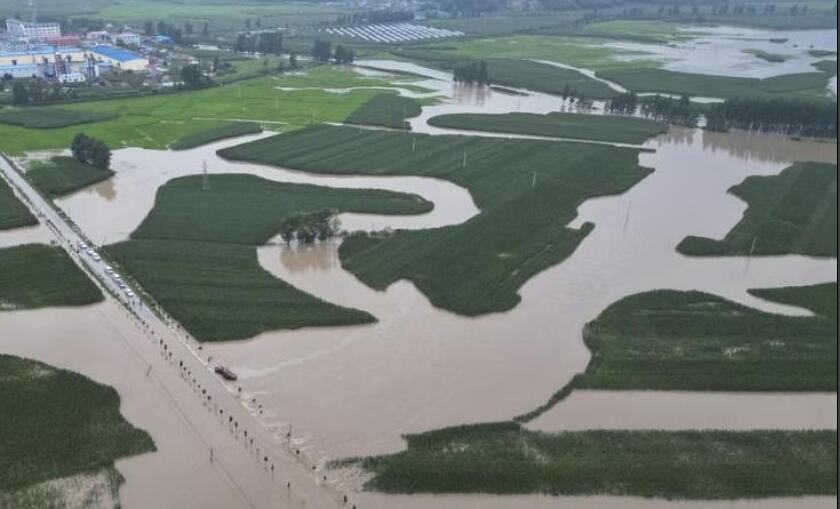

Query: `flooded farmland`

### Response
(5, 53, 836, 509)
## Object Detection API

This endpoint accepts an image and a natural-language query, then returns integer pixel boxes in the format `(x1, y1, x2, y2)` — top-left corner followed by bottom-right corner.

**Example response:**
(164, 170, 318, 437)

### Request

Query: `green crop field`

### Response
(0, 108, 117, 129)
(428, 112, 667, 144)
(341, 422, 836, 498)
(0, 244, 102, 310)
(0, 354, 154, 501)
(0, 178, 37, 231)
(218, 125, 650, 316)
(0, 67, 426, 155)
(26, 156, 114, 198)
(596, 68, 835, 100)
(169, 122, 262, 150)
(573, 285, 837, 392)
(106, 174, 432, 341)
(345, 94, 422, 130)
(678, 162, 837, 257)
(519, 282, 837, 421)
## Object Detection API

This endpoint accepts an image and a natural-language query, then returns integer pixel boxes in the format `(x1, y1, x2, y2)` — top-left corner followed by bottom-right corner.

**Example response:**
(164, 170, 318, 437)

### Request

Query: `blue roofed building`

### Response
(89, 45, 149, 71)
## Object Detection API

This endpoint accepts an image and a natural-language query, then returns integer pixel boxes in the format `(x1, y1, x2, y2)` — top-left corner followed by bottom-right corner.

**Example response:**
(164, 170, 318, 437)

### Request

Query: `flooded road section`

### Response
(0, 300, 288, 509)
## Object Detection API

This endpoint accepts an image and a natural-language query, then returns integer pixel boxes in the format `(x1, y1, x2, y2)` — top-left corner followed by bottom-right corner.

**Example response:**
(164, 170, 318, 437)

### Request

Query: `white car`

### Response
(91, 253, 101, 262)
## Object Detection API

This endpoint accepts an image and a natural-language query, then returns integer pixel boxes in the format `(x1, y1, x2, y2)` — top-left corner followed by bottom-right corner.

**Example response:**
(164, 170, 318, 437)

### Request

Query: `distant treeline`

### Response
(234, 31, 284, 55)
(706, 97, 838, 138)
(335, 11, 415, 24)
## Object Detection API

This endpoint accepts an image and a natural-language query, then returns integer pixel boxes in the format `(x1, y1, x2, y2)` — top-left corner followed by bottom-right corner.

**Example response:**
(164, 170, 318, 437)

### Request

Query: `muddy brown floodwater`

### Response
(10, 59, 837, 508)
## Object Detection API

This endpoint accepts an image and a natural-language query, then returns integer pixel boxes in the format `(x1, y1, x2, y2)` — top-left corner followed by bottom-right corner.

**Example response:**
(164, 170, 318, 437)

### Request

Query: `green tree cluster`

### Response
(70, 133, 111, 170)
(639, 94, 698, 127)
(453, 60, 490, 85)
(706, 97, 837, 137)
(312, 39, 332, 62)
(334, 45, 355, 65)
(278, 209, 339, 245)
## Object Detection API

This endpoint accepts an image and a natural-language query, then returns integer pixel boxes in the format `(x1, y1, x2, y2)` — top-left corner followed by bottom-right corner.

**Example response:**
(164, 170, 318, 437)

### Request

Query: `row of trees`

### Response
(143, 21, 186, 43)
(234, 31, 284, 55)
(278, 210, 340, 245)
(605, 92, 639, 115)
(311, 40, 355, 64)
(607, 92, 700, 126)
(71, 133, 112, 170)
(706, 97, 837, 138)
(453, 60, 490, 85)
(639, 94, 699, 127)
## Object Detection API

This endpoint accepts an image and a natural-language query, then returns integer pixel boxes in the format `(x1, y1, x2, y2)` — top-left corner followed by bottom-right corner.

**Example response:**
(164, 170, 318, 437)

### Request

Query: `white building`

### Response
(6, 19, 61, 41)
(113, 32, 142, 46)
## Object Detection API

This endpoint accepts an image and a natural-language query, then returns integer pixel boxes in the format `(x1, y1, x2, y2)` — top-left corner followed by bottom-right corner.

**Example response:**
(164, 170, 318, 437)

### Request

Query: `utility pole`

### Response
(202, 160, 210, 191)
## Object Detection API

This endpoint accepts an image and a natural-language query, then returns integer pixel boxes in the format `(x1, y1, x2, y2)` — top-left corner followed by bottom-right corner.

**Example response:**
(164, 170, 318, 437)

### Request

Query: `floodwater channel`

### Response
(5, 57, 837, 508)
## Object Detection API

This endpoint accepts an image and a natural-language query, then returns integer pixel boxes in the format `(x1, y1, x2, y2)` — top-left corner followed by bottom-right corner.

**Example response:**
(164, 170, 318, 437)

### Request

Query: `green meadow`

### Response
(0, 178, 37, 231)
(106, 174, 432, 341)
(0, 67, 424, 155)
(341, 422, 836, 498)
(678, 162, 837, 257)
(428, 111, 667, 144)
(218, 125, 650, 316)
(345, 94, 422, 130)
(0, 244, 102, 310)
(26, 156, 114, 198)
(597, 68, 835, 100)
(0, 354, 154, 500)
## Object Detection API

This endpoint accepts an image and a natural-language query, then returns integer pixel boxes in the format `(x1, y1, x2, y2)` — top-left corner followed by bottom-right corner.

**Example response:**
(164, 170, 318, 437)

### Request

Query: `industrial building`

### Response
(0, 45, 86, 79)
(88, 45, 149, 71)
